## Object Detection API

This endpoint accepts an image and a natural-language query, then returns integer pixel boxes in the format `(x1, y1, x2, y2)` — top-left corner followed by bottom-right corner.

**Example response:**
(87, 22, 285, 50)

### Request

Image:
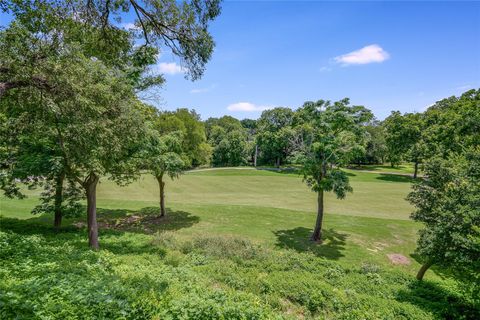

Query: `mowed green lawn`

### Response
(1, 168, 422, 273)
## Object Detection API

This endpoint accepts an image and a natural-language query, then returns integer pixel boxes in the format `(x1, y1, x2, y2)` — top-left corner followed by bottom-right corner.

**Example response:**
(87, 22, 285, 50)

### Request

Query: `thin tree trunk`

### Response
(310, 189, 324, 243)
(53, 171, 65, 229)
(254, 144, 258, 167)
(413, 160, 419, 179)
(157, 173, 166, 217)
(416, 261, 433, 280)
(84, 173, 100, 250)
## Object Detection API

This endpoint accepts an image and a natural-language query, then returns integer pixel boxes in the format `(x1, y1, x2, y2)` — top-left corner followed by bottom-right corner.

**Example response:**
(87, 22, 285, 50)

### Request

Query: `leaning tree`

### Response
(408, 149, 480, 282)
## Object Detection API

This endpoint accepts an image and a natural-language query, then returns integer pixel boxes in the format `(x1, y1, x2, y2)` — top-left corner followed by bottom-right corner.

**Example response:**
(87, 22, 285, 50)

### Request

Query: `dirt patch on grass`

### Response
(387, 253, 410, 265)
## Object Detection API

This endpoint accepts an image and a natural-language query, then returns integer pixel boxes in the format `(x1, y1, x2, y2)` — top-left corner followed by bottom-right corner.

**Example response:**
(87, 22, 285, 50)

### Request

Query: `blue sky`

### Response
(2, 1, 479, 120)
(153, 1, 480, 120)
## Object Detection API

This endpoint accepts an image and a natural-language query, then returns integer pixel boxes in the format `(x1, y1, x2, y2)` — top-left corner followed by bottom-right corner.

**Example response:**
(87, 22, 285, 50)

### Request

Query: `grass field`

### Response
(1, 168, 417, 267)
(1, 168, 477, 319)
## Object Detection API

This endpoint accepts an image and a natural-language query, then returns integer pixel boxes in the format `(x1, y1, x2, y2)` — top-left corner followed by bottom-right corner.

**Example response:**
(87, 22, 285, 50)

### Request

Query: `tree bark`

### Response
(310, 189, 324, 242)
(84, 173, 100, 250)
(413, 160, 419, 179)
(416, 261, 433, 280)
(254, 144, 258, 167)
(53, 171, 65, 229)
(157, 173, 166, 217)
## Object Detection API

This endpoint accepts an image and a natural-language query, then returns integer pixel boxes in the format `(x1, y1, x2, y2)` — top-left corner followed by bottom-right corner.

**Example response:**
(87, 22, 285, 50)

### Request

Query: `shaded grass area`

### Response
(1, 217, 478, 319)
(347, 163, 418, 175)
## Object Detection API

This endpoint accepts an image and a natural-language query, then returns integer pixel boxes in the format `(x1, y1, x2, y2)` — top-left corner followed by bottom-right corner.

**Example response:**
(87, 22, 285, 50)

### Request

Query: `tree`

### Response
(156, 109, 211, 167)
(206, 116, 248, 167)
(144, 128, 185, 217)
(0, 17, 148, 249)
(209, 127, 248, 167)
(423, 89, 480, 159)
(0, 5, 161, 229)
(294, 99, 373, 242)
(256, 107, 295, 166)
(384, 111, 426, 178)
(408, 149, 480, 281)
(1, 0, 221, 86)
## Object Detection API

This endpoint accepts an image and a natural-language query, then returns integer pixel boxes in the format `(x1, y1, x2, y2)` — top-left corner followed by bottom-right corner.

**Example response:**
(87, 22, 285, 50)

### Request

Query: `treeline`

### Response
(204, 91, 478, 181)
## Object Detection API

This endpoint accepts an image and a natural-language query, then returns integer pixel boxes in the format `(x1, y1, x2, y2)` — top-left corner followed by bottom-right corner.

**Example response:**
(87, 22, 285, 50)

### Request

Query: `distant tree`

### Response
(205, 116, 248, 167)
(256, 107, 295, 166)
(205, 116, 243, 139)
(241, 119, 258, 165)
(209, 127, 248, 167)
(171, 109, 211, 167)
(350, 120, 387, 165)
(384, 111, 426, 178)
(408, 149, 480, 282)
(295, 99, 373, 242)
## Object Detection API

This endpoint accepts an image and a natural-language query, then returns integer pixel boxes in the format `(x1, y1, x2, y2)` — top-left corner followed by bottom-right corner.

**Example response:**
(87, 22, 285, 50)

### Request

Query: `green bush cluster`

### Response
(1, 222, 478, 319)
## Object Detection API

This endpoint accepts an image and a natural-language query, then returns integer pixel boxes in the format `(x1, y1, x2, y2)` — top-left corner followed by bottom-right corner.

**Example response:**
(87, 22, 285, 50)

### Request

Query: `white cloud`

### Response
(319, 66, 331, 72)
(156, 62, 185, 75)
(121, 22, 139, 30)
(190, 84, 217, 94)
(334, 44, 390, 66)
(227, 102, 273, 112)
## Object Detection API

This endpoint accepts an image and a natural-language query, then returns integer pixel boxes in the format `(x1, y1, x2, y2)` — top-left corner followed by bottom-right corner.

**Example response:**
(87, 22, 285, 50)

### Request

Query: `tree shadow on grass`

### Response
(395, 279, 480, 319)
(376, 173, 414, 183)
(94, 207, 200, 234)
(0, 207, 199, 253)
(274, 227, 347, 260)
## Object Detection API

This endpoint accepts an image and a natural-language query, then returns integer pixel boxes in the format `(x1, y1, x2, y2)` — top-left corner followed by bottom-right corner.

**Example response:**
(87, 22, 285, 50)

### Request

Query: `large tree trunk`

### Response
(53, 171, 65, 229)
(310, 189, 324, 243)
(416, 261, 433, 280)
(157, 173, 166, 217)
(84, 173, 100, 250)
(413, 160, 419, 179)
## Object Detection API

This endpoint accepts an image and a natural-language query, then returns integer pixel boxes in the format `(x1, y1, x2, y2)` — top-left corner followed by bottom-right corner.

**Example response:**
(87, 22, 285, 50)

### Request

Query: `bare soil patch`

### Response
(387, 253, 410, 265)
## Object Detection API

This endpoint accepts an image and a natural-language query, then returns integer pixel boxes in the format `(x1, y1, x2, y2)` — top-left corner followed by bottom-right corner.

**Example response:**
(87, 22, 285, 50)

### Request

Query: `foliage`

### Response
(293, 98, 373, 241)
(1, 222, 478, 319)
(206, 116, 249, 167)
(408, 148, 480, 288)
(423, 89, 480, 158)
(256, 107, 296, 166)
(158, 108, 211, 167)
(383, 111, 426, 172)
(1, 0, 221, 81)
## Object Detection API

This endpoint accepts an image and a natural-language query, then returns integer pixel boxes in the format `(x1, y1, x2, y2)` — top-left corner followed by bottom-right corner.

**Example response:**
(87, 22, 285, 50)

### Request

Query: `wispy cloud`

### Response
(319, 66, 331, 72)
(190, 84, 217, 94)
(334, 44, 390, 66)
(456, 84, 472, 91)
(156, 62, 185, 75)
(227, 102, 274, 112)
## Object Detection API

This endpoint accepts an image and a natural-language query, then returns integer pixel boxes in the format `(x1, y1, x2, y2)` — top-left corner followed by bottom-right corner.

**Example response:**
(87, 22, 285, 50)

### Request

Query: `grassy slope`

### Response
(1, 168, 416, 270)
(1, 168, 477, 319)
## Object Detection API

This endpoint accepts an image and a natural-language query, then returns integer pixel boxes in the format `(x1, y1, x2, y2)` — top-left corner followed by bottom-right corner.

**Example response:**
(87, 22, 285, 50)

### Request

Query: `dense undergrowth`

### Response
(0, 218, 478, 319)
